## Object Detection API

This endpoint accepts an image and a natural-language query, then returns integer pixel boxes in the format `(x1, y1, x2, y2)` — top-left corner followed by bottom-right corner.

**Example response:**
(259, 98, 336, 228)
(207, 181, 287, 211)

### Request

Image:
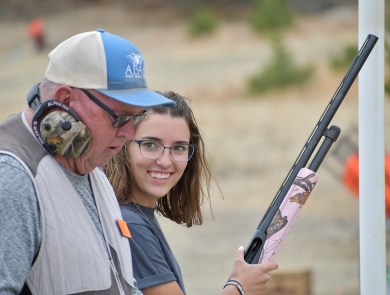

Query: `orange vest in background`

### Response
(28, 18, 44, 38)
(342, 152, 390, 217)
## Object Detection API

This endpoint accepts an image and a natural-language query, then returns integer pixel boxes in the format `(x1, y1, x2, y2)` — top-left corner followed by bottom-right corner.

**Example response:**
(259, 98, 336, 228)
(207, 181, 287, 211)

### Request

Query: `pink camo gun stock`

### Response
(241, 34, 378, 266)
(259, 168, 317, 263)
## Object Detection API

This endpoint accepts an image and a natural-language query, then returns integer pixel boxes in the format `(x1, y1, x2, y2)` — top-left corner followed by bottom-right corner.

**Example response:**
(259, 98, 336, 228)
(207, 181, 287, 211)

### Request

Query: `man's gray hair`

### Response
(39, 79, 61, 101)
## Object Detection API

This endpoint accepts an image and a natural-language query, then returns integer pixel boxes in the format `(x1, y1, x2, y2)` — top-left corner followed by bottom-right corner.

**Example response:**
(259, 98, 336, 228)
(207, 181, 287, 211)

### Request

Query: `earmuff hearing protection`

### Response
(26, 83, 92, 158)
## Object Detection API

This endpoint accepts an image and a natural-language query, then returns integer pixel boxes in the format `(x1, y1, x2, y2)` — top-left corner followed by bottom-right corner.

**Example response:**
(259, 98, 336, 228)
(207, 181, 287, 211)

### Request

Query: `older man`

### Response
(0, 29, 175, 295)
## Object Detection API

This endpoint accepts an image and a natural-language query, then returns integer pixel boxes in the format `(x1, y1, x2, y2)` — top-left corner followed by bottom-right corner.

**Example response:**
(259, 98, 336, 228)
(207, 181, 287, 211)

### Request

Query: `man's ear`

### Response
(53, 85, 74, 105)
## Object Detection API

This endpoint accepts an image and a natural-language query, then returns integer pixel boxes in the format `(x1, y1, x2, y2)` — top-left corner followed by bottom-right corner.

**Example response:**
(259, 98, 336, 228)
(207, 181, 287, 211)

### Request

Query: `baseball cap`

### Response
(45, 29, 176, 108)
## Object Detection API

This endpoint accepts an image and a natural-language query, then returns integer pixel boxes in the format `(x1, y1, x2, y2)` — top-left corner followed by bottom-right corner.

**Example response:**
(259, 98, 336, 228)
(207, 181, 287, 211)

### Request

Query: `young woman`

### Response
(105, 91, 278, 295)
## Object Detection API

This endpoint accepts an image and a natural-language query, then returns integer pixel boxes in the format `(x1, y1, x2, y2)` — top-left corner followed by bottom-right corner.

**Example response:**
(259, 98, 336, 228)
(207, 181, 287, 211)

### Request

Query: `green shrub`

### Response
(188, 8, 217, 37)
(329, 44, 358, 72)
(249, 0, 293, 35)
(247, 39, 314, 94)
(385, 41, 390, 95)
(385, 0, 390, 96)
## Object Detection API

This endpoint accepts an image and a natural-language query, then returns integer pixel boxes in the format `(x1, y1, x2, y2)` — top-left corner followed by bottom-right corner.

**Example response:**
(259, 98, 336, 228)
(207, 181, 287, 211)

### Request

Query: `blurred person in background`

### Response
(105, 91, 278, 295)
(0, 29, 176, 295)
(28, 18, 45, 52)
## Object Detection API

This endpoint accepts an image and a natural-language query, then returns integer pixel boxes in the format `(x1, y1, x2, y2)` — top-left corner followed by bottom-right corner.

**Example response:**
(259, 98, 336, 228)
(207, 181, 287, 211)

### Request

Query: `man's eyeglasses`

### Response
(131, 139, 197, 162)
(81, 89, 147, 128)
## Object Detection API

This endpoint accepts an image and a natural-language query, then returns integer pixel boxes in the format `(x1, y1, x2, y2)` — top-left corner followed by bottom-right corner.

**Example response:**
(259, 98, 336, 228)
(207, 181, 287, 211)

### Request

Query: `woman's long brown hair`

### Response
(105, 91, 215, 227)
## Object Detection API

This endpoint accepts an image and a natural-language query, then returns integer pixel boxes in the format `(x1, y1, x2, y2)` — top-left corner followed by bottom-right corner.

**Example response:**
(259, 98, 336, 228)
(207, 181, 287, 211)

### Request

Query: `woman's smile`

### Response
(148, 171, 172, 181)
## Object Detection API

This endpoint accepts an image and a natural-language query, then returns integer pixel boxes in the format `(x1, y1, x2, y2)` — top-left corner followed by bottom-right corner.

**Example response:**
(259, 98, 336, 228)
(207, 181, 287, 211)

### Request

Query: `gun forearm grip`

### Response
(258, 168, 318, 263)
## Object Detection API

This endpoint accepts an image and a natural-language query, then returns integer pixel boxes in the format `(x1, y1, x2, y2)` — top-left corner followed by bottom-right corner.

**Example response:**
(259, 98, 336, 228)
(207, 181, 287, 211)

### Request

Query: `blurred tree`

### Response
(385, 0, 390, 96)
(288, 0, 356, 13)
(188, 7, 217, 38)
(0, 0, 96, 20)
(247, 37, 314, 94)
(0, 0, 358, 21)
(245, 0, 314, 95)
(249, 0, 294, 35)
(329, 44, 358, 72)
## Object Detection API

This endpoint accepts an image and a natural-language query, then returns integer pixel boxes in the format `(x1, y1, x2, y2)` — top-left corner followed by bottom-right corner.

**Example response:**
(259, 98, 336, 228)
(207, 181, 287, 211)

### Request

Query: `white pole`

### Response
(358, 0, 386, 294)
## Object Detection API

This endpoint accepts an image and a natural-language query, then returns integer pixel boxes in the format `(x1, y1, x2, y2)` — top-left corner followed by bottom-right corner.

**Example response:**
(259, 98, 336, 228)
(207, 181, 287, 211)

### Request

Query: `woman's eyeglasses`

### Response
(131, 139, 197, 162)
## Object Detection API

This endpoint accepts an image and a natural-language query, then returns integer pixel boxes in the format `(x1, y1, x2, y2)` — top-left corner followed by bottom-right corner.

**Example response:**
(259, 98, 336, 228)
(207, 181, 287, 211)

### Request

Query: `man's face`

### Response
(67, 88, 144, 174)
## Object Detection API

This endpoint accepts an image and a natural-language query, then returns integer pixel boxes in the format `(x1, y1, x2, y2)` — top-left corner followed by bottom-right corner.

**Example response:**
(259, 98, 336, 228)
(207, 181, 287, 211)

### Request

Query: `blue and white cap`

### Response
(45, 29, 176, 108)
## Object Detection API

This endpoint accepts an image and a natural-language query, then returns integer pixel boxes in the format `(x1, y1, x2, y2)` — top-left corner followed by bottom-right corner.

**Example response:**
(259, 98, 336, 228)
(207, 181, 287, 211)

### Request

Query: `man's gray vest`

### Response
(0, 113, 134, 295)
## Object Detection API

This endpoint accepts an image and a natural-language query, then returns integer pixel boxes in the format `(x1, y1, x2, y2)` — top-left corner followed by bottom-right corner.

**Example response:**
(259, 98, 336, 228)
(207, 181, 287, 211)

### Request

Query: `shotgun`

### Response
(243, 34, 378, 264)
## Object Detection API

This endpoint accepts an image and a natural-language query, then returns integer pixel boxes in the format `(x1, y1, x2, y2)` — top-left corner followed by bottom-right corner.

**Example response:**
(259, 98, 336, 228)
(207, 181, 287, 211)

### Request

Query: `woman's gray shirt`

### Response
(121, 203, 186, 294)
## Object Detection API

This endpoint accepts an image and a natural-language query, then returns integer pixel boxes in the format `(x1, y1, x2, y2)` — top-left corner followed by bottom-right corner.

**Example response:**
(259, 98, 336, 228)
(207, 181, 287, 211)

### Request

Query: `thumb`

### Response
(235, 246, 245, 260)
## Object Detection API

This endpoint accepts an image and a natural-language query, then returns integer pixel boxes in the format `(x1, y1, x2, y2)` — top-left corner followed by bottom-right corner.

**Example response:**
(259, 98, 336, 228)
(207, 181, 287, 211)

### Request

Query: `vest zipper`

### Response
(90, 177, 129, 295)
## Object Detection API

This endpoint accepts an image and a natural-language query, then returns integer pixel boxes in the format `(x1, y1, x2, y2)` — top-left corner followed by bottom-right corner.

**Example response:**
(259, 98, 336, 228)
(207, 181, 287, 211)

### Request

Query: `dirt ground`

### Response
(0, 4, 389, 295)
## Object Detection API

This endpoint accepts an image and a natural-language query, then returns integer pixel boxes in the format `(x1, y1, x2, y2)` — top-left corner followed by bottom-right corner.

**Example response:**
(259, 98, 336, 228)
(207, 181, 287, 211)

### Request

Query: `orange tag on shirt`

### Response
(117, 219, 132, 238)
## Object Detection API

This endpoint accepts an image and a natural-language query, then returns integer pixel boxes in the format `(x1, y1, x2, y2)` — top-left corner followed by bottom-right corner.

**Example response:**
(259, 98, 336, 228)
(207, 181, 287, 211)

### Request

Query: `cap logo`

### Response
(125, 53, 145, 79)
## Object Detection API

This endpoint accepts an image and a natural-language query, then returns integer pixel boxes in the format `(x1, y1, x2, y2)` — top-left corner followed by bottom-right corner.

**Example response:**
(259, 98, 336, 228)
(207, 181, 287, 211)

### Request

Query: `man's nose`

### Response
(116, 121, 135, 140)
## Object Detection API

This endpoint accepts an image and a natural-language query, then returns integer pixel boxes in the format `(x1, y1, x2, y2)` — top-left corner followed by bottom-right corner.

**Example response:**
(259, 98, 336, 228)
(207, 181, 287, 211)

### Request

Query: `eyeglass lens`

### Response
(139, 141, 195, 162)
(113, 111, 146, 128)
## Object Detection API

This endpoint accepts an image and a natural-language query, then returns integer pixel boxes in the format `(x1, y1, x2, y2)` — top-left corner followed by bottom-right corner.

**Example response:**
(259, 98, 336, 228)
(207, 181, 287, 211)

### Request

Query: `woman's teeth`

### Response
(150, 172, 170, 180)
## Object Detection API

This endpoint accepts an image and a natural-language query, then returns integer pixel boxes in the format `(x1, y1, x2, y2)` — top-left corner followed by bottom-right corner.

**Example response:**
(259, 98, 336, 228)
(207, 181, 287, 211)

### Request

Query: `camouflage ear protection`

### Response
(26, 83, 92, 158)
